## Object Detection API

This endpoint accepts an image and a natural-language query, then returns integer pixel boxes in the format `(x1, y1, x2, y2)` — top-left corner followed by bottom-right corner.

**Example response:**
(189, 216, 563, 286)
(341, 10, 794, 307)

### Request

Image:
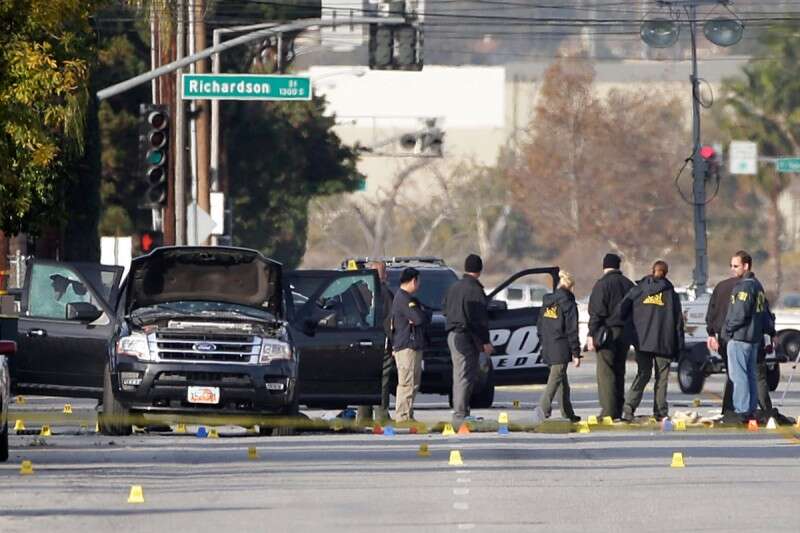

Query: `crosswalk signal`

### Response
(139, 104, 169, 209)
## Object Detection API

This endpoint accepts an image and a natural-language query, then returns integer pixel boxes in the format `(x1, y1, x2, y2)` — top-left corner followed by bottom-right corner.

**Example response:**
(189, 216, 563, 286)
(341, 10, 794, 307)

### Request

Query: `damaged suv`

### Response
(105, 247, 295, 435)
(6, 247, 387, 436)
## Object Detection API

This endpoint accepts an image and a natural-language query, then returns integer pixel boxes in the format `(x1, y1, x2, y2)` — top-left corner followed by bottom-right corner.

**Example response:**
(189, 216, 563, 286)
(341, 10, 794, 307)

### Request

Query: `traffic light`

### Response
(369, 24, 423, 71)
(139, 104, 169, 209)
(398, 120, 444, 156)
(699, 144, 722, 180)
(139, 230, 163, 254)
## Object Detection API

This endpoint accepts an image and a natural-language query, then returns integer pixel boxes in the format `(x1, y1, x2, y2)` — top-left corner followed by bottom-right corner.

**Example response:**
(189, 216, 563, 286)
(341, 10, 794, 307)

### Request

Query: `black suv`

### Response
(343, 257, 560, 407)
(4, 247, 391, 434)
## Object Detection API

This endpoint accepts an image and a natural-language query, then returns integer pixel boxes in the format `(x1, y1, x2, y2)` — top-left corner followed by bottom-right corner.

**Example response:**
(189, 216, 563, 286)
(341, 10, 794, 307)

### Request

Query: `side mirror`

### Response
(0, 340, 16, 357)
(66, 302, 103, 322)
(488, 299, 508, 311)
(301, 319, 317, 337)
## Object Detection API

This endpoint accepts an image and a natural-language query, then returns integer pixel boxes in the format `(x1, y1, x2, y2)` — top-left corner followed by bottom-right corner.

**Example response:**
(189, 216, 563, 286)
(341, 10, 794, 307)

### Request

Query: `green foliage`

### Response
(0, 0, 101, 235)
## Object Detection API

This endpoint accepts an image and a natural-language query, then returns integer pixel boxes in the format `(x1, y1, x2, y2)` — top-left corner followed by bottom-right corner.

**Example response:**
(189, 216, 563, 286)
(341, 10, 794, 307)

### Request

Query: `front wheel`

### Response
(678, 356, 705, 394)
(471, 380, 495, 409)
(766, 363, 780, 392)
(260, 395, 299, 437)
(99, 364, 133, 436)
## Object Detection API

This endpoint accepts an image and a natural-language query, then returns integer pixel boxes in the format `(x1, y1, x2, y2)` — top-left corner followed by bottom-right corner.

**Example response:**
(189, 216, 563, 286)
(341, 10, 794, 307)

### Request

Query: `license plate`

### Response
(187, 386, 220, 404)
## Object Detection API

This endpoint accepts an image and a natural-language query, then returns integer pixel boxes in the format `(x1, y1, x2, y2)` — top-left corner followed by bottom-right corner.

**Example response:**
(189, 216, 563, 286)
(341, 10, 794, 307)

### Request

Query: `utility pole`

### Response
(174, 0, 186, 245)
(195, 0, 211, 245)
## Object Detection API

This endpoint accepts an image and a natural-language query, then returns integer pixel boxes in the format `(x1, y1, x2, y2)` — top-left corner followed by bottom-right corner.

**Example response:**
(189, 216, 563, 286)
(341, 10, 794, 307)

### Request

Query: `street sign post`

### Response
(182, 74, 312, 101)
(729, 140, 757, 175)
(777, 157, 800, 173)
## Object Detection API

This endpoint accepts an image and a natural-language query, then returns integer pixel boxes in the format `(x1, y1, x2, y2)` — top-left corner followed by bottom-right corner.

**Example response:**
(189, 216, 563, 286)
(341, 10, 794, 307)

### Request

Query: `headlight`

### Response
(116, 332, 153, 362)
(260, 339, 292, 363)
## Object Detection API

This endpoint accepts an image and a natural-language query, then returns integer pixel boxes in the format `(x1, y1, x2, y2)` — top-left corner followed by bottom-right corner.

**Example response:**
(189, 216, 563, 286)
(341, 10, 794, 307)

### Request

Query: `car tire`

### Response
(767, 363, 780, 392)
(471, 380, 495, 409)
(779, 332, 800, 362)
(446, 381, 496, 409)
(99, 364, 133, 437)
(260, 395, 300, 437)
(678, 356, 705, 394)
(1, 419, 8, 462)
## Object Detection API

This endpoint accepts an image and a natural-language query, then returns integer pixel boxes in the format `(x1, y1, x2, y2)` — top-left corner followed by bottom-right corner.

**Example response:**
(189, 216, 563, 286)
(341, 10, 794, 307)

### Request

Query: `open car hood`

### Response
(125, 247, 283, 317)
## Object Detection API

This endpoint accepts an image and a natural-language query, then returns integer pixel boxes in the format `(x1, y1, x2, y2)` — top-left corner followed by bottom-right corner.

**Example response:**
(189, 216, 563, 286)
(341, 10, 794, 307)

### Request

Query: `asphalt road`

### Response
(3, 357, 800, 532)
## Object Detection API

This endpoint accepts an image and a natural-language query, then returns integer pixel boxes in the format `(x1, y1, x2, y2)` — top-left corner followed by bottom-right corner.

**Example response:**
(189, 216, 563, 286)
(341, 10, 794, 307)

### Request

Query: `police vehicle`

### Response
(343, 257, 559, 407)
(672, 291, 797, 394)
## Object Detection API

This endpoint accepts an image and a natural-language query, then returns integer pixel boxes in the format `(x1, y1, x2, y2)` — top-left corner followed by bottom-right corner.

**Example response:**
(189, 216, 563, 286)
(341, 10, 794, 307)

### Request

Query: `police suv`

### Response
(344, 257, 558, 407)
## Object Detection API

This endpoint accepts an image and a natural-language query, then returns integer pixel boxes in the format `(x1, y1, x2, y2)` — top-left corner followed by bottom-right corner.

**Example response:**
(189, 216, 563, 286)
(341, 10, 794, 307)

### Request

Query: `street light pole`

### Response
(688, 2, 709, 292)
(641, 0, 743, 293)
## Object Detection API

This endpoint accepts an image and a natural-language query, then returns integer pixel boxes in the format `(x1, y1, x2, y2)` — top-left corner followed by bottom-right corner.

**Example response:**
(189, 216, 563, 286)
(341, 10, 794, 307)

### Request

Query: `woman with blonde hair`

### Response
(533, 270, 582, 423)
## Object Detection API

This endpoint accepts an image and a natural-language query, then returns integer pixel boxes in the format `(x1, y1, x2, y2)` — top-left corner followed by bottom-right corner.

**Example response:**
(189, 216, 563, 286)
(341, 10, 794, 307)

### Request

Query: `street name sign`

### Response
(182, 74, 311, 101)
(729, 140, 757, 175)
(777, 157, 800, 173)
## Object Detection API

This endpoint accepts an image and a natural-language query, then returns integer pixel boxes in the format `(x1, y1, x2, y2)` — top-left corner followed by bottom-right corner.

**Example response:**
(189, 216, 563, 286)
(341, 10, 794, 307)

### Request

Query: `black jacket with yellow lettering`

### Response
(391, 288, 432, 351)
(536, 288, 581, 365)
(723, 272, 775, 343)
(619, 275, 684, 358)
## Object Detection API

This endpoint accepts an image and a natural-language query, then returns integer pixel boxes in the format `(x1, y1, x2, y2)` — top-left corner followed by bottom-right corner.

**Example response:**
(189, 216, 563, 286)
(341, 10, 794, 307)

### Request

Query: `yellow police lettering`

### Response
(756, 292, 765, 312)
(642, 292, 664, 306)
(737, 291, 749, 302)
(543, 305, 558, 319)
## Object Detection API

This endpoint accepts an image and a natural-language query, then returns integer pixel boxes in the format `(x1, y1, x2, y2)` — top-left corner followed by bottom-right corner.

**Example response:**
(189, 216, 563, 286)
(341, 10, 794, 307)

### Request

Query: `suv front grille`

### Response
(153, 332, 259, 363)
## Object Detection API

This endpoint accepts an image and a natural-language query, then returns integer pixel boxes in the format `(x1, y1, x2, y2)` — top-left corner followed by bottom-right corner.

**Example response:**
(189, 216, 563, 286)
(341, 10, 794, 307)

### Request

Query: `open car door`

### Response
(285, 269, 385, 408)
(486, 267, 560, 386)
(13, 261, 123, 398)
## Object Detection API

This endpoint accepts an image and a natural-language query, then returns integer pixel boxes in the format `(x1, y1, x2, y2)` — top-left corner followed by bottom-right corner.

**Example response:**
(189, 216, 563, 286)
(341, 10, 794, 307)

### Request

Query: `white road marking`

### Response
(456, 478, 471, 483)
(453, 488, 470, 496)
(457, 524, 476, 530)
(453, 502, 469, 510)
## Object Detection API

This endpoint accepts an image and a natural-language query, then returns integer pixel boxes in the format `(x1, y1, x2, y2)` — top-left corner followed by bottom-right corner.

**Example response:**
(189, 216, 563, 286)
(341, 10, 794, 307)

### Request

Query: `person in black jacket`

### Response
(356, 261, 395, 424)
(620, 260, 684, 422)
(723, 251, 775, 421)
(443, 254, 494, 427)
(533, 271, 581, 423)
(390, 267, 431, 422)
(587, 253, 635, 419)
(707, 269, 792, 424)
(705, 276, 739, 415)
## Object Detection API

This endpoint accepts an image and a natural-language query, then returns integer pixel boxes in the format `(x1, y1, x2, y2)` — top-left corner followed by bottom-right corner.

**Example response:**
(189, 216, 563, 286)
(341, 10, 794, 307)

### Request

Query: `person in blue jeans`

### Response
(723, 251, 776, 422)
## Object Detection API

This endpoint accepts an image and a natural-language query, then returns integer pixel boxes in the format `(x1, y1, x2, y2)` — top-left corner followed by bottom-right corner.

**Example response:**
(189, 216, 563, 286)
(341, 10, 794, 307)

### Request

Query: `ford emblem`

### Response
(194, 342, 217, 352)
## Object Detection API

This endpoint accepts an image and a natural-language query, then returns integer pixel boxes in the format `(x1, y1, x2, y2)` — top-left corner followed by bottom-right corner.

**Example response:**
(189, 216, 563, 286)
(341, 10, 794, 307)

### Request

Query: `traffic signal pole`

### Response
(97, 15, 407, 247)
(688, 2, 709, 293)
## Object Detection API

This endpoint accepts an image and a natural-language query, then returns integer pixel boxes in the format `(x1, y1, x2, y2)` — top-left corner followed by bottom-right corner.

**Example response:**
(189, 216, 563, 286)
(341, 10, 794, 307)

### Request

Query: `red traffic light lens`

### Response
(148, 111, 167, 130)
(699, 145, 715, 159)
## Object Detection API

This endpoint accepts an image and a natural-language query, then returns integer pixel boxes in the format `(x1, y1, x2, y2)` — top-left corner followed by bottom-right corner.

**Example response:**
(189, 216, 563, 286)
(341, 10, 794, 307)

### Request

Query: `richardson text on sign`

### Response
(182, 74, 312, 101)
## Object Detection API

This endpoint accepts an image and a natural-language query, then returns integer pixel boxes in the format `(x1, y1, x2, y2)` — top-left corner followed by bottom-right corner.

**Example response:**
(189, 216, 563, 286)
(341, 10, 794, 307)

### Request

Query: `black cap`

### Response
(602, 253, 621, 270)
(464, 254, 483, 273)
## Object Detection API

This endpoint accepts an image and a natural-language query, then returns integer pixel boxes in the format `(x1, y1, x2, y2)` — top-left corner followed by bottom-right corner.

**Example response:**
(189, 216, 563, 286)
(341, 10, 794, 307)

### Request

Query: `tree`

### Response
(0, 0, 101, 237)
(507, 58, 692, 266)
(717, 22, 800, 296)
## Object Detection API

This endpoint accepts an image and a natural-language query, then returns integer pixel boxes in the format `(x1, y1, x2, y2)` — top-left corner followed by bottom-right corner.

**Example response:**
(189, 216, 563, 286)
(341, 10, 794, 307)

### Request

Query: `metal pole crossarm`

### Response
(97, 16, 407, 100)
(656, 0, 731, 6)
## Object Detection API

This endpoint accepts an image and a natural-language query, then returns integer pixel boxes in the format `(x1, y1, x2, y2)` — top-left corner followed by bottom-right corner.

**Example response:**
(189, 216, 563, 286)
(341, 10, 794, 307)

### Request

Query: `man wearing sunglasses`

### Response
(708, 251, 792, 424)
(721, 251, 776, 423)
